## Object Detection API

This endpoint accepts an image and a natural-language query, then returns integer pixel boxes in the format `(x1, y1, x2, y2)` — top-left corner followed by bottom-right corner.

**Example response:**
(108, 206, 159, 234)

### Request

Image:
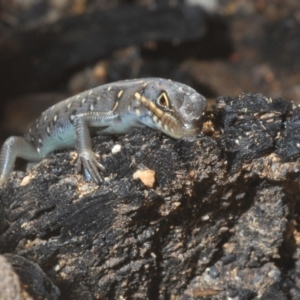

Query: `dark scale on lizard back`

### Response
(69, 110, 77, 124)
(25, 84, 127, 152)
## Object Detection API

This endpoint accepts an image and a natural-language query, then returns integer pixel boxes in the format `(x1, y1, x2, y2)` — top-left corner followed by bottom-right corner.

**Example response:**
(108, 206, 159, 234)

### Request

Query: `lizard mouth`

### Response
(156, 113, 199, 139)
(135, 92, 199, 139)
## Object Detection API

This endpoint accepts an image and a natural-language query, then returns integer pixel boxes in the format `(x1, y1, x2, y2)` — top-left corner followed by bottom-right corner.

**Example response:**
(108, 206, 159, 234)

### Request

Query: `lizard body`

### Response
(0, 78, 206, 186)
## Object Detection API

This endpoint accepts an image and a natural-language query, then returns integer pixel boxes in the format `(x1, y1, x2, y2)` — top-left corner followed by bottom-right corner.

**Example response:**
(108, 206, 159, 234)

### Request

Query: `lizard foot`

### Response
(76, 150, 106, 184)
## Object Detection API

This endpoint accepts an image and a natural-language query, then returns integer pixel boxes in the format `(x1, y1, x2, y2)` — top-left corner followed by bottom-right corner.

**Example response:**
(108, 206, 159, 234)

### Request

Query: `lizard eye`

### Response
(157, 92, 170, 108)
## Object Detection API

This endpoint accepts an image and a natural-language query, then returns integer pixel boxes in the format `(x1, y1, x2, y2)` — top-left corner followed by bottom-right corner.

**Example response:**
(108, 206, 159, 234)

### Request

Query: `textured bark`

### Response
(1, 93, 300, 299)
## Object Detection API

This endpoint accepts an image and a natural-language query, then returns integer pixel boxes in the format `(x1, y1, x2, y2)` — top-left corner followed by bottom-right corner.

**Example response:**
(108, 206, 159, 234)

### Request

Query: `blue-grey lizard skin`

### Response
(0, 78, 206, 186)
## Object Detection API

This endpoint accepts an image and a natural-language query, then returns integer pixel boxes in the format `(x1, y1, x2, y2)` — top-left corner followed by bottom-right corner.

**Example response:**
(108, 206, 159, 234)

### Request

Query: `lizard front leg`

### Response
(73, 112, 118, 184)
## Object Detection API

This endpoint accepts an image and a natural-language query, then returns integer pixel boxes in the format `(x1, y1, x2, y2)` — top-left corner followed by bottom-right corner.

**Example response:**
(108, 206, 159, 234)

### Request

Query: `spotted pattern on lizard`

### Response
(0, 78, 206, 186)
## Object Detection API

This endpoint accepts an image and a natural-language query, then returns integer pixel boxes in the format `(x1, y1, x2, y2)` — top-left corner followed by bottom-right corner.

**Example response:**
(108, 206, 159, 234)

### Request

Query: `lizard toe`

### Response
(77, 150, 105, 184)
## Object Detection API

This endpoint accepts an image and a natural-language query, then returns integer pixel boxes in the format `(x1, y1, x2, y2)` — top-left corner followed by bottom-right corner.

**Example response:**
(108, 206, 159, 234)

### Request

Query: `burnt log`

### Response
(0, 93, 300, 299)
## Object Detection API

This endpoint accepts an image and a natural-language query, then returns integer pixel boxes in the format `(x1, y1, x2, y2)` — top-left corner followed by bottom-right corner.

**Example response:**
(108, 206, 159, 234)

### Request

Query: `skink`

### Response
(0, 78, 206, 186)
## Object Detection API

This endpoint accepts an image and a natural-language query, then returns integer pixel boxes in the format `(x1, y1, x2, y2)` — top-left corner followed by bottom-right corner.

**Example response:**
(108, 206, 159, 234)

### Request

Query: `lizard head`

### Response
(134, 78, 207, 139)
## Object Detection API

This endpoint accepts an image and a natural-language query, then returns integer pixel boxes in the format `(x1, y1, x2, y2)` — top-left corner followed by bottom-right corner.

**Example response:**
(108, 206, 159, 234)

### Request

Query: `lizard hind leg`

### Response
(0, 136, 41, 186)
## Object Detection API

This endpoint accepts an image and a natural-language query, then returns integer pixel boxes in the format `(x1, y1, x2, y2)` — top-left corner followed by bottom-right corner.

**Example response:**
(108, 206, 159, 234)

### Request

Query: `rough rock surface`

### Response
(1, 93, 300, 299)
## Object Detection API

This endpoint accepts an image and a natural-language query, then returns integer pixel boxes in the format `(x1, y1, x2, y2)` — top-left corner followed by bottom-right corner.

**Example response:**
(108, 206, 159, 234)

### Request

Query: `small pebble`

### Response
(111, 144, 121, 154)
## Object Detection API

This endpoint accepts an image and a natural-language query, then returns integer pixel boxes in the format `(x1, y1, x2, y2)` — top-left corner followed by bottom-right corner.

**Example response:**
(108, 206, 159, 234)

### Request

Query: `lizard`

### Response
(0, 78, 207, 186)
